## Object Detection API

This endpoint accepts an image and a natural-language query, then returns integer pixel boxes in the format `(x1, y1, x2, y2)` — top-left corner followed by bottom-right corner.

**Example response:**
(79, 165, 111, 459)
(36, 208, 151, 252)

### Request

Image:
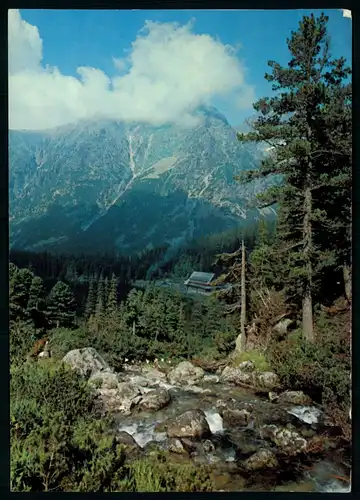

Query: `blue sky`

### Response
(10, 9, 352, 130)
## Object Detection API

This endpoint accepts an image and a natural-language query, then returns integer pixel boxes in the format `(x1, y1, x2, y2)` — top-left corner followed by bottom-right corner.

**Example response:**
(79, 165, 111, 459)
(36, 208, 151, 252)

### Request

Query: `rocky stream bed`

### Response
(62, 348, 351, 492)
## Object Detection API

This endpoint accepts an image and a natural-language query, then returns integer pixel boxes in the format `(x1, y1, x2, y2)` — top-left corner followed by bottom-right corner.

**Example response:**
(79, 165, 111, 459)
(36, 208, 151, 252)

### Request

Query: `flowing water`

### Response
(114, 370, 351, 492)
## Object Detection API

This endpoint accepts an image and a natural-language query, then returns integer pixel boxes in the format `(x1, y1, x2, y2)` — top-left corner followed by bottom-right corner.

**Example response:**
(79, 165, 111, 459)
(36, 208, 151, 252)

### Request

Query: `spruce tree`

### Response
(104, 276, 109, 313)
(26, 275, 47, 328)
(236, 13, 351, 342)
(107, 273, 119, 317)
(250, 221, 277, 290)
(27, 276, 46, 312)
(9, 267, 34, 322)
(95, 273, 105, 319)
(85, 276, 97, 319)
(47, 281, 76, 328)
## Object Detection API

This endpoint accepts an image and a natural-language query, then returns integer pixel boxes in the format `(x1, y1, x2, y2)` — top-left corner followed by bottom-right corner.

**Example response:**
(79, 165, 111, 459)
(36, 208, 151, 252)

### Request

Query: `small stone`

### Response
(203, 439, 216, 453)
(243, 449, 279, 471)
(238, 360, 256, 372)
(269, 392, 279, 402)
(255, 371, 280, 390)
(168, 438, 187, 454)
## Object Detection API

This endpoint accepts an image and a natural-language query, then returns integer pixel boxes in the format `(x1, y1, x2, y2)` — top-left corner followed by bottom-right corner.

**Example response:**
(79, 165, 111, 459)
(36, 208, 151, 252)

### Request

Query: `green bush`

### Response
(10, 359, 131, 492)
(49, 327, 89, 359)
(10, 320, 39, 365)
(231, 349, 270, 372)
(213, 330, 236, 356)
(266, 316, 351, 411)
(128, 451, 215, 492)
(11, 360, 96, 427)
(11, 410, 128, 492)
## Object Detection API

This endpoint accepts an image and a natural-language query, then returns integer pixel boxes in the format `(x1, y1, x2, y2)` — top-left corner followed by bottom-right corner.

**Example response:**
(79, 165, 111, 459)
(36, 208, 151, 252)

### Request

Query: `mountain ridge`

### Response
(9, 106, 277, 254)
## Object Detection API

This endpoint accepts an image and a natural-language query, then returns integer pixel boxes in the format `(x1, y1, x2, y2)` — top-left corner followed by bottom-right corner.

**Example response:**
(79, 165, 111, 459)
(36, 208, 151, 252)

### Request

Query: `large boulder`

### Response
(166, 410, 211, 439)
(96, 382, 142, 414)
(220, 366, 255, 386)
(243, 449, 279, 471)
(221, 364, 280, 391)
(222, 408, 252, 428)
(254, 371, 280, 391)
(260, 424, 307, 456)
(278, 390, 312, 405)
(141, 366, 167, 382)
(138, 388, 171, 412)
(62, 347, 111, 379)
(89, 371, 120, 389)
(167, 361, 205, 386)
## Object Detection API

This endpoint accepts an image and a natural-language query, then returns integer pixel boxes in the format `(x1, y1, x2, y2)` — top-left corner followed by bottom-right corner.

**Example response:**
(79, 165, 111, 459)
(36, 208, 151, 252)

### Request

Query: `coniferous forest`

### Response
(10, 13, 351, 493)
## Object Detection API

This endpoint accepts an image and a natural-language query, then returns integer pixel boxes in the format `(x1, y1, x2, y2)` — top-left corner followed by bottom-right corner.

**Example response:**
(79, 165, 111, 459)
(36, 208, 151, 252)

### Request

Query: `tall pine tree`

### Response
(236, 13, 351, 341)
(85, 276, 97, 319)
(47, 281, 76, 328)
(107, 273, 119, 317)
(95, 272, 106, 319)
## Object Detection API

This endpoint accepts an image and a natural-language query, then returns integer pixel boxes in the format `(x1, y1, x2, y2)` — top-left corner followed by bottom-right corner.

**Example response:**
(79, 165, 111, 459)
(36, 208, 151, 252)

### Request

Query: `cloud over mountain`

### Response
(8, 10, 255, 130)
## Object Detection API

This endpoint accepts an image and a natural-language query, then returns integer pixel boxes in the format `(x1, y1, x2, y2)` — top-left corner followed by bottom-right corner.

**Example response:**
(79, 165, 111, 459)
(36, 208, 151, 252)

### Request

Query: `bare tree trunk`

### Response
(236, 239, 247, 352)
(302, 186, 314, 342)
(343, 261, 352, 303)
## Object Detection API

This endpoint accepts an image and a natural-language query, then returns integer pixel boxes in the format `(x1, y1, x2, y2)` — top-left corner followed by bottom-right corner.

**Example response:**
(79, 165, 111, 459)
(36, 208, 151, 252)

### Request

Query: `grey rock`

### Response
(62, 347, 111, 379)
(167, 410, 211, 439)
(89, 371, 120, 389)
(238, 360, 256, 372)
(260, 424, 307, 456)
(203, 439, 216, 453)
(278, 390, 312, 405)
(243, 449, 279, 471)
(254, 371, 280, 391)
(167, 361, 205, 386)
(220, 366, 255, 386)
(138, 387, 171, 412)
(96, 382, 142, 414)
(223, 408, 252, 428)
(168, 438, 187, 454)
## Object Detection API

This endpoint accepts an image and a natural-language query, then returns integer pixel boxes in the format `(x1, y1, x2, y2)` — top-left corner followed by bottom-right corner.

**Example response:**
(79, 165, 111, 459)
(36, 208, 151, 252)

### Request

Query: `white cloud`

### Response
(341, 9, 352, 19)
(8, 10, 256, 130)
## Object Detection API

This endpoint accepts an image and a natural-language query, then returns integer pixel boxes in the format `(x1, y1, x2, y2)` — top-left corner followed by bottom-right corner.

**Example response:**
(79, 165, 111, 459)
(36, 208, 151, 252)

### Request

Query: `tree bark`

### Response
(302, 186, 314, 342)
(237, 239, 247, 352)
(343, 261, 352, 303)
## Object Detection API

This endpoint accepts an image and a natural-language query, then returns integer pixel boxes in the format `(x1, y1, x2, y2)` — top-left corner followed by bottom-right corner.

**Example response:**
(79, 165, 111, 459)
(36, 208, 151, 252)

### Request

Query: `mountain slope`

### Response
(9, 107, 275, 254)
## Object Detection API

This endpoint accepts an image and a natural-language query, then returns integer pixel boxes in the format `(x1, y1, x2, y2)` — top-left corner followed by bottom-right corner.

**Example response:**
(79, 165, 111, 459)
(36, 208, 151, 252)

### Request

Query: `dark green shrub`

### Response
(49, 327, 89, 358)
(267, 312, 351, 412)
(11, 360, 96, 424)
(128, 451, 215, 492)
(10, 320, 38, 365)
